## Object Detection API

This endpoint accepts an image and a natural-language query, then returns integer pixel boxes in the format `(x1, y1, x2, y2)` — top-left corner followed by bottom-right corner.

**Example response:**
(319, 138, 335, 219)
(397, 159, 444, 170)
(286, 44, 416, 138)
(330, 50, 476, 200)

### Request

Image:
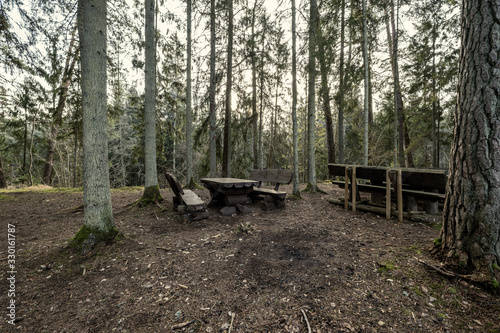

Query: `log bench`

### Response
(165, 172, 208, 220)
(249, 169, 293, 210)
(328, 164, 447, 221)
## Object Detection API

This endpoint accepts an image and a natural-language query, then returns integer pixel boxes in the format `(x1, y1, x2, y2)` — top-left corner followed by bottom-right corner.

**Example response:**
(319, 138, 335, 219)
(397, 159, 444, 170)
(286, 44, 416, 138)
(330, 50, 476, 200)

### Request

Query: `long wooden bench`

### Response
(165, 172, 208, 220)
(328, 164, 447, 221)
(249, 169, 293, 210)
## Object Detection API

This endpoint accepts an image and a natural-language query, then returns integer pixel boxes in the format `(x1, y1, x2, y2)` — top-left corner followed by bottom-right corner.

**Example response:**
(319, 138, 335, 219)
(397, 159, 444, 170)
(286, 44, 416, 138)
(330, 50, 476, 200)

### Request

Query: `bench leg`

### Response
(423, 201, 439, 215)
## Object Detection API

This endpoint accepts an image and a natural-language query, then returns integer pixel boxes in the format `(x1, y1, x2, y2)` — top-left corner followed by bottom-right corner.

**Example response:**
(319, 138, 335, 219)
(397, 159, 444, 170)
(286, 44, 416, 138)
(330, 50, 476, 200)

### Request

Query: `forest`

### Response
(1, 0, 500, 331)
(0, 0, 460, 189)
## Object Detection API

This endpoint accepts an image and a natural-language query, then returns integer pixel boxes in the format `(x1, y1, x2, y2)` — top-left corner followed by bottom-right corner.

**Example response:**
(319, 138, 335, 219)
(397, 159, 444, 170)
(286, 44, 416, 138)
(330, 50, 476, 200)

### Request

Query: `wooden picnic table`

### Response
(200, 178, 260, 215)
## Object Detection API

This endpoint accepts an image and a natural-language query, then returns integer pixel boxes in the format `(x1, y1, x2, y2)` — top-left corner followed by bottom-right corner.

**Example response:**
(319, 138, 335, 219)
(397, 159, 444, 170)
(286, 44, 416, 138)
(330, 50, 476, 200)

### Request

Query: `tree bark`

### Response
(43, 23, 79, 185)
(186, 0, 194, 186)
(251, 0, 258, 169)
(362, 0, 369, 166)
(0, 153, 7, 188)
(291, 0, 300, 196)
(222, 0, 233, 178)
(337, 0, 345, 164)
(209, 0, 217, 177)
(307, 0, 318, 190)
(437, 0, 500, 287)
(258, 23, 265, 170)
(74, 0, 116, 246)
(141, 0, 162, 203)
(387, 3, 414, 167)
(317, 12, 335, 165)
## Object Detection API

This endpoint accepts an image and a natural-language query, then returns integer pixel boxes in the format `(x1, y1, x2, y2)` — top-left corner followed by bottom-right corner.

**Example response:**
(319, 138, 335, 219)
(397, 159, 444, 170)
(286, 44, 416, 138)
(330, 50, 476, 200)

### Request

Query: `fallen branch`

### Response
(171, 320, 195, 330)
(301, 309, 312, 333)
(228, 311, 235, 333)
(415, 257, 471, 280)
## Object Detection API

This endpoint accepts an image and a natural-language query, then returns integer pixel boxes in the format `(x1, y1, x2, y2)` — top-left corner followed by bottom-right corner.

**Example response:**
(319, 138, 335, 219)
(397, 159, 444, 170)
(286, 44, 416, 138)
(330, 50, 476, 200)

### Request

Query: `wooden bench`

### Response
(164, 172, 208, 220)
(328, 164, 447, 221)
(249, 169, 293, 210)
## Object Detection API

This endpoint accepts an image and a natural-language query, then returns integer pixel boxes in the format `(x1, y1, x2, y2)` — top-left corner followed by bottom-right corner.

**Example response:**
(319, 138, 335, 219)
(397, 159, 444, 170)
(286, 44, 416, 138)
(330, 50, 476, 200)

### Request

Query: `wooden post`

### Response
(397, 169, 403, 222)
(344, 166, 349, 210)
(386, 168, 391, 219)
(352, 165, 357, 212)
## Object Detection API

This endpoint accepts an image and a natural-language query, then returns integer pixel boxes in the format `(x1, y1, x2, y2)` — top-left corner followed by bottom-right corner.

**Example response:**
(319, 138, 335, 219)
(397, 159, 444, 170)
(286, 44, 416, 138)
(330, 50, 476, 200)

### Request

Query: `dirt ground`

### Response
(0, 183, 499, 332)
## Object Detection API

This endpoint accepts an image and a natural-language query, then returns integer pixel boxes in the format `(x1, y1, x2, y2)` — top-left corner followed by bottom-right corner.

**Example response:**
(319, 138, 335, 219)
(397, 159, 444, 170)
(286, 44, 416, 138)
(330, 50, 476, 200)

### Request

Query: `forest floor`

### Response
(0, 183, 499, 333)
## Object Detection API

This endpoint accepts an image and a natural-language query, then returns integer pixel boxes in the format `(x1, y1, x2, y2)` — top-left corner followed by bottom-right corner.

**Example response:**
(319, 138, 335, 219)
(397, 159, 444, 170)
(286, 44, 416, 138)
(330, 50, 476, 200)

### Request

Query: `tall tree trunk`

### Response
(362, 0, 369, 166)
(251, 0, 258, 169)
(258, 14, 265, 170)
(436, 0, 500, 287)
(73, 0, 116, 247)
(28, 112, 37, 186)
(73, 120, 78, 188)
(222, 0, 233, 177)
(337, 0, 345, 164)
(209, 0, 217, 177)
(388, 2, 414, 167)
(431, 18, 438, 168)
(291, 0, 300, 196)
(317, 13, 335, 165)
(186, 0, 194, 186)
(23, 112, 27, 175)
(0, 153, 7, 188)
(307, 0, 317, 190)
(43, 23, 79, 185)
(141, 0, 162, 203)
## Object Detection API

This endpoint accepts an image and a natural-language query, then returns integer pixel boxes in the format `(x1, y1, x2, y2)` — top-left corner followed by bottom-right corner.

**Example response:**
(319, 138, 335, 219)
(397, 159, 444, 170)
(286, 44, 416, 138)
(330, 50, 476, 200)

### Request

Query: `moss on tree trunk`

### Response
(70, 223, 118, 255)
(140, 185, 163, 205)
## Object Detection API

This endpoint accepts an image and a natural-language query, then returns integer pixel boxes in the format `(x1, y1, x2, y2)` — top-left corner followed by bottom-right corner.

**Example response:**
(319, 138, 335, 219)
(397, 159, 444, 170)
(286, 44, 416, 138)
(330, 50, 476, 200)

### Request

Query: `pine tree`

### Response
(72, 0, 117, 251)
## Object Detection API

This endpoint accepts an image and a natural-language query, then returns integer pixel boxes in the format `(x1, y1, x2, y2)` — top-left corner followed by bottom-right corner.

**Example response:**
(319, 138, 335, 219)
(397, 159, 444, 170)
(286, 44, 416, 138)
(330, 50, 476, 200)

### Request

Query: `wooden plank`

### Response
(344, 166, 349, 210)
(181, 190, 205, 211)
(200, 178, 259, 188)
(354, 166, 388, 183)
(252, 188, 286, 199)
(352, 166, 357, 212)
(397, 169, 403, 222)
(165, 172, 184, 197)
(400, 168, 447, 191)
(328, 164, 348, 178)
(386, 168, 391, 220)
(249, 169, 293, 184)
(329, 199, 410, 219)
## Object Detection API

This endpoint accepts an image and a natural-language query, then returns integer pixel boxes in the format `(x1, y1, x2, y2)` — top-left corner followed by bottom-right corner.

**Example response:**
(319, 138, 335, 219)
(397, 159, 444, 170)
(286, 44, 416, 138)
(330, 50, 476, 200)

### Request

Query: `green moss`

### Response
(492, 263, 500, 271)
(0, 187, 83, 194)
(491, 278, 500, 289)
(111, 186, 143, 192)
(186, 179, 204, 190)
(448, 287, 457, 294)
(70, 223, 118, 249)
(411, 286, 424, 296)
(378, 260, 397, 272)
(289, 194, 302, 200)
(139, 185, 163, 206)
(0, 194, 15, 201)
(433, 238, 442, 246)
(304, 183, 316, 193)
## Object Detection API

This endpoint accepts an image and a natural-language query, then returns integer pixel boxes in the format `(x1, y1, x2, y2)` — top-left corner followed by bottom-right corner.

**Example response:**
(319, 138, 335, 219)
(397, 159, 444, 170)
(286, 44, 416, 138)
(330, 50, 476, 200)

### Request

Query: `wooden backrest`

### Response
(328, 164, 348, 178)
(328, 163, 448, 191)
(400, 168, 448, 191)
(164, 172, 184, 198)
(249, 169, 293, 184)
